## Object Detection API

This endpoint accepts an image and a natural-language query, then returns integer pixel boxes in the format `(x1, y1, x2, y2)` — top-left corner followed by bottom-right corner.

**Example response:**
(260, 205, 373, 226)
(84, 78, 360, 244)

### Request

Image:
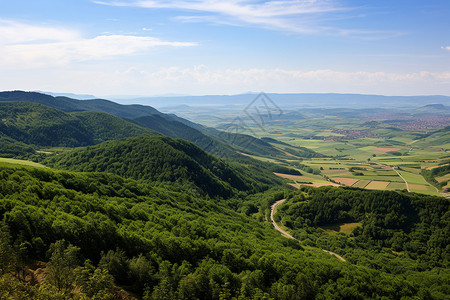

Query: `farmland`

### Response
(195, 106, 449, 197)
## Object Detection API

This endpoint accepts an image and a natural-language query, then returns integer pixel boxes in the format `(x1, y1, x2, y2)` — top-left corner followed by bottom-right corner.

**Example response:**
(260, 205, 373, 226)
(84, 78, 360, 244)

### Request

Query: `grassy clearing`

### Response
(0, 157, 47, 168)
(321, 222, 362, 234)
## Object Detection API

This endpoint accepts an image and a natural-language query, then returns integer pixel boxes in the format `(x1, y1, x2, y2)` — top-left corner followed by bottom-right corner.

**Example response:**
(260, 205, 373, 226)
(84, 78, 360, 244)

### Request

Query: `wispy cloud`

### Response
(442, 46, 450, 51)
(3, 64, 449, 96)
(0, 20, 196, 67)
(74, 65, 450, 95)
(94, 0, 403, 38)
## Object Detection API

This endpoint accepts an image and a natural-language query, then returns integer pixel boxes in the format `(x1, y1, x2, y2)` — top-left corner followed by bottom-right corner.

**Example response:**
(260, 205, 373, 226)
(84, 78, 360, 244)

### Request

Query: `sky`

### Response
(0, 0, 449, 97)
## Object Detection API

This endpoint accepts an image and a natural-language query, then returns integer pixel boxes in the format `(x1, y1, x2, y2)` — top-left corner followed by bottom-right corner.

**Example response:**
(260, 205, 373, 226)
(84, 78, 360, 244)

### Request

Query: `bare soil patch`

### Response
(274, 173, 310, 180)
(332, 177, 359, 186)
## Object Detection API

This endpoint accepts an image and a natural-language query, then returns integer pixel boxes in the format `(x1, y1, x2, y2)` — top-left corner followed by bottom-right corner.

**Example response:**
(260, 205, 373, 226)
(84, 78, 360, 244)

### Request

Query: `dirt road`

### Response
(392, 167, 410, 192)
(271, 199, 295, 239)
(271, 199, 346, 262)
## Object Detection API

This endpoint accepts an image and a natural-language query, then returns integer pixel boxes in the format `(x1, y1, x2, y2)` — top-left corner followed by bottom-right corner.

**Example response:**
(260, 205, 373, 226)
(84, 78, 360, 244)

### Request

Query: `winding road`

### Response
(271, 199, 295, 239)
(392, 167, 410, 192)
(271, 199, 346, 262)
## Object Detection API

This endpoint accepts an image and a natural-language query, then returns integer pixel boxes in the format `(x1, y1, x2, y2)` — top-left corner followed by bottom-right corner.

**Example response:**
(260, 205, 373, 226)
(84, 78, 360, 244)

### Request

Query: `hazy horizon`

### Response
(1, 0, 449, 96)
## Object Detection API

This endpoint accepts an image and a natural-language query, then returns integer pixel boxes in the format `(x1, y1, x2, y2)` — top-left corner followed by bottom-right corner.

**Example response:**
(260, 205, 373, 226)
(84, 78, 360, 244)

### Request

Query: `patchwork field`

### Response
(212, 113, 449, 197)
(365, 181, 390, 190)
(386, 182, 407, 190)
(332, 177, 359, 186)
(352, 180, 371, 188)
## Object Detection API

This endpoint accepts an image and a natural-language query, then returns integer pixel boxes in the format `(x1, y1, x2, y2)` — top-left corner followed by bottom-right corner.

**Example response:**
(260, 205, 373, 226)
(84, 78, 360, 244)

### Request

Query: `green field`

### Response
(0, 157, 47, 168)
(233, 114, 449, 197)
(386, 182, 407, 191)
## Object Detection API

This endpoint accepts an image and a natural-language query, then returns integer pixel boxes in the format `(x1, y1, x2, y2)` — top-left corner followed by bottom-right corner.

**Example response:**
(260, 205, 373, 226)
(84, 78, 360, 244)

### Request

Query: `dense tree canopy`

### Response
(0, 164, 447, 299)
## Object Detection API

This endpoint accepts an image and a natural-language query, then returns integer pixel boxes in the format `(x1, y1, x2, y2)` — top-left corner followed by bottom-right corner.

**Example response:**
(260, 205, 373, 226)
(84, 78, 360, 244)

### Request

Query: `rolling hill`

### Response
(0, 101, 159, 148)
(44, 135, 281, 197)
(0, 101, 94, 147)
(0, 91, 294, 158)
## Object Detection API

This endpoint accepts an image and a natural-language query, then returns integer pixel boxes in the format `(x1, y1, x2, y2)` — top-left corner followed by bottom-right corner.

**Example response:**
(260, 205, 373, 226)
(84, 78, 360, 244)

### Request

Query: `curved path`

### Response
(271, 199, 346, 262)
(271, 199, 295, 239)
(392, 167, 410, 192)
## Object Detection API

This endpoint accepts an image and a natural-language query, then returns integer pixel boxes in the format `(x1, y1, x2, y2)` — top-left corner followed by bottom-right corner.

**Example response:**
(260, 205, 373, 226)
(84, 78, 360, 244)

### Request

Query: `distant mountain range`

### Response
(110, 93, 450, 109)
(35, 90, 98, 100)
(0, 91, 314, 159)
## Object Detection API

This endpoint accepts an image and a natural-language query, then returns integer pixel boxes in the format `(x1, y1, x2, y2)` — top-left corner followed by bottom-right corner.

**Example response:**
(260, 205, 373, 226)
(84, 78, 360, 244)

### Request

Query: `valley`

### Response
(174, 103, 449, 198)
(0, 91, 448, 299)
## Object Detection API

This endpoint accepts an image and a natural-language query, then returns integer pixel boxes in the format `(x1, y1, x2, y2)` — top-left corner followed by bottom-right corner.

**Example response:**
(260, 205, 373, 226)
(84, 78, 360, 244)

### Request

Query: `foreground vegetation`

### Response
(0, 92, 448, 299)
(0, 163, 448, 299)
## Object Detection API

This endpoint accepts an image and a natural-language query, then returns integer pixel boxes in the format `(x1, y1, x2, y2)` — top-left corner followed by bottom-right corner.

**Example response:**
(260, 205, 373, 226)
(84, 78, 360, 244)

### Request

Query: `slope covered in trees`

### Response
(277, 186, 449, 272)
(0, 91, 162, 119)
(44, 135, 281, 198)
(132, 115, 241, 158)
(70, 111, 158, 144)
(0, 163, 447, 299)
(0, 102, 93, 147)
(0, 132, 35, 158)
(0, 91, 319, 159)
(0, 101, 160, 149)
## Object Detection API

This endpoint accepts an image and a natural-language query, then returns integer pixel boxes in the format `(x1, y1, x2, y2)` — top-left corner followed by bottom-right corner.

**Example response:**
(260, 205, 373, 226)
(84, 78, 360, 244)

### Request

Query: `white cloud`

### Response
(442, 46, 450, 51)
(0, 20, 196, 67)
(9, 65, 446, 96)
(0, 20, 79, 43)
(95, 0, 402, 38)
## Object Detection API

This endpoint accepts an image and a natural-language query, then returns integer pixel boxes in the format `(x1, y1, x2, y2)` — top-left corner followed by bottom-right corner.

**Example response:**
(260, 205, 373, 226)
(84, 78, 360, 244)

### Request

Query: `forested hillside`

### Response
(0, 102, 93, 147)
(277, 186, 449, 272)
(0, 163, 447, 299)
(0, 132, 35, 157)
(0, 93, 448, 299)
(44, 135, 281, 198)
(0, 101, 160, 149)
(0, 91, 162, 119)
(0, 91, 315, 158)
(69, 111, 158, 144)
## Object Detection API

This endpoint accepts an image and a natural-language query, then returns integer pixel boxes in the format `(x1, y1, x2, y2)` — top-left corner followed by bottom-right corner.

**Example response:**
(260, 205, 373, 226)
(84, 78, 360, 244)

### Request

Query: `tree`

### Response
(45, 240, 81, 293)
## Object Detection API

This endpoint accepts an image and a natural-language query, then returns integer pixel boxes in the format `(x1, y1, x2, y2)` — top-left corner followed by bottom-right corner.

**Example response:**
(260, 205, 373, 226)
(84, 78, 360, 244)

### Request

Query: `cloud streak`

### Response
(0, 20, 196, 67)
(94, 0, 402, 38)
(3, 64, 449, 96)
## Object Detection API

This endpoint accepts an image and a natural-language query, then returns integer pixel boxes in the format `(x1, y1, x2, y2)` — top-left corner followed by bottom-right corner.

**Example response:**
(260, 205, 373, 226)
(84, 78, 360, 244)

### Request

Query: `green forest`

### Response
(1, 164, 448, 299)
(0, 92, 448, 299)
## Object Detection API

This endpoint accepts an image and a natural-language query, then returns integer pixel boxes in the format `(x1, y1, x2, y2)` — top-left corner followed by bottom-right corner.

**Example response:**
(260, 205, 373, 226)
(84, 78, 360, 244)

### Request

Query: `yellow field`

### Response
(0, 157, 47, 168)
(332, 177, 359, 186)
(365, 181, 390, 190)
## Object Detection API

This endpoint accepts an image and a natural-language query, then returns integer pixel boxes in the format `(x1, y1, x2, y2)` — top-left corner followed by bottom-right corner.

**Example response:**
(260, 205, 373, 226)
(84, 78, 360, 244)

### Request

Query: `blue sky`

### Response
(0, 0, 449, 96)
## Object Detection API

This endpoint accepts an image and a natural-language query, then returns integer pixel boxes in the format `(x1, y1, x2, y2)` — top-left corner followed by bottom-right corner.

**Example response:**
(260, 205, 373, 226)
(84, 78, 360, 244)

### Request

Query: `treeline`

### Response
(0, 164, 444, 299)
